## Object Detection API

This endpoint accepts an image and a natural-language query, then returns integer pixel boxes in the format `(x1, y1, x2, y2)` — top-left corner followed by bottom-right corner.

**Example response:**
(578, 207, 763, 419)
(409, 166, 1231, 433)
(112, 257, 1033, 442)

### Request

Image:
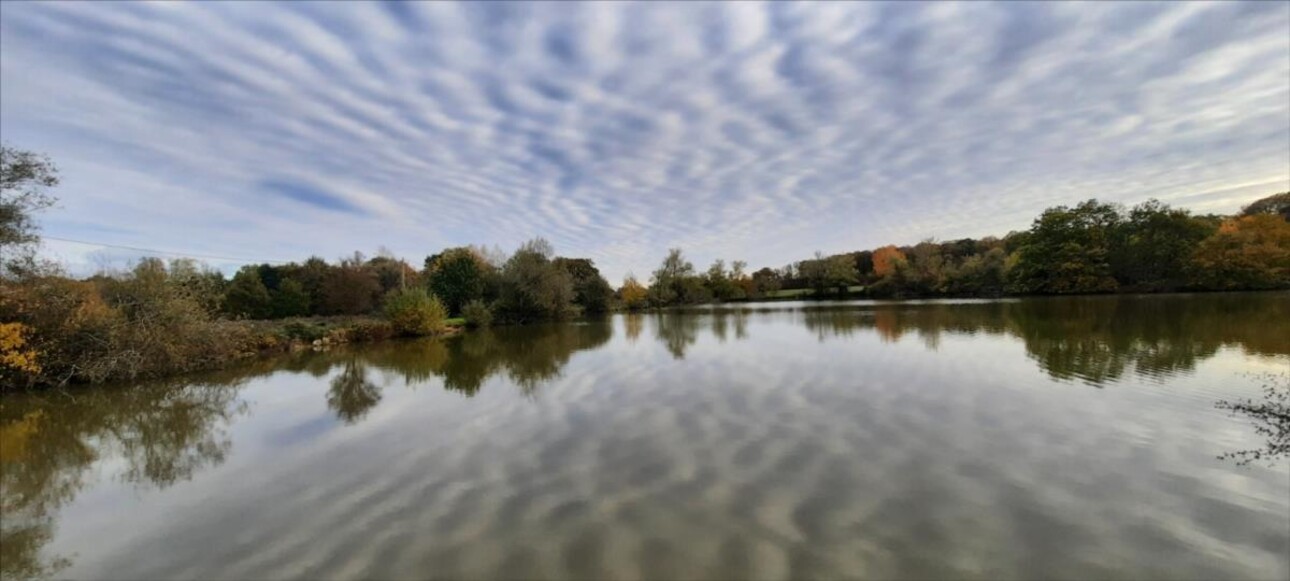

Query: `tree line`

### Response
(2, 144, 1287, 386)
(625, 193, 1289, 307)
(2, 145, 622, 387)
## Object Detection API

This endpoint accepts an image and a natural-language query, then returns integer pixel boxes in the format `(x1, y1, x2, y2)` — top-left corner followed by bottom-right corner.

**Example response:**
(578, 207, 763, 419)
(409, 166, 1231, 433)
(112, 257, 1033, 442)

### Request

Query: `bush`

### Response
(382, 287, 447, 336)
(345, 320, 395, 342)
(280, 320, 327, 342)
(461, 300, 493, 328)
(1, 263, 255, 388)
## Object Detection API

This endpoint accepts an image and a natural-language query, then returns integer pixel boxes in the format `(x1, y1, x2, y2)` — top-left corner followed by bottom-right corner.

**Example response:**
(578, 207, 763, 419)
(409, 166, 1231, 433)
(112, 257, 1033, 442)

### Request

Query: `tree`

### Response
(1, 145, 59, 277)
(1241, 192, 1290, 221)
(799, 254, 825, 295)
(751, 267, 782, 296)
(824, 254, 859, 294)
(290, 256, 331, 315)
(367, 255, 418, 295)
(320, 253, 382, 315)
(222, 267, 272, 319)
(426, 247, 490, 315)
(495, 238, 574, 322)
(1110, 200, 1215, 291)
(872, 245, 906, 279)
(554, 257, 613, 314)
(944, 247, 1008, 296)
(904, 241, 946, 295)
(1008, 199, 1121, 294)
(649, 248, 696, 305)
(619, 275, 649, 309)
(852, 251, 875, 283)
(167, 258, 226, 314)
(1189, 214, 1290, 290)
(271, 278, 311, 318)
(705, 259, 743, 301)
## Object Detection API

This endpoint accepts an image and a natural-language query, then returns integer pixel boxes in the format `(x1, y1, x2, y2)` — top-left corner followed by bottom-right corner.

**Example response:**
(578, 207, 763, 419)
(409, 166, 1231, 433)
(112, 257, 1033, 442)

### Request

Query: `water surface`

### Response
(3, 294, 1288, 580)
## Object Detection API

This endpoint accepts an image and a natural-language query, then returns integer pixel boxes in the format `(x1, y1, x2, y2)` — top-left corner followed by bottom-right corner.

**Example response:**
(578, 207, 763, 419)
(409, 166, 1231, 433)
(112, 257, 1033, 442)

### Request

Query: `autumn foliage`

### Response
(618, 276, 649, 310)
(872, 246, 906, 278)
(1189, 215, 1290, 290)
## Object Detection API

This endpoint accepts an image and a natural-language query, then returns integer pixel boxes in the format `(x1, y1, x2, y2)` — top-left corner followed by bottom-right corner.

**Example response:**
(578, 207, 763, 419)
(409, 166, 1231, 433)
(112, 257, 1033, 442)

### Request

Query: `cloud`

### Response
(263, 180, 367, 215)
(1, 1, 1287, 281)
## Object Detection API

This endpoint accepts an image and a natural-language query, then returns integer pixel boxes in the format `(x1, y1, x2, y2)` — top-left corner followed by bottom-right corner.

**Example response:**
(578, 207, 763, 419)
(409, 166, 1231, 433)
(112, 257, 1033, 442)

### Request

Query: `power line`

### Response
(41, 235, 293, 265)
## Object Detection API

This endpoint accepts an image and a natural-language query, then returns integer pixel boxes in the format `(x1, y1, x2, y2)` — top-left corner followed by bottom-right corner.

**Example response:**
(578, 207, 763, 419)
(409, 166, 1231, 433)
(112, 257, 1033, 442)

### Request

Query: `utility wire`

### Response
(41, 235, 293, 265)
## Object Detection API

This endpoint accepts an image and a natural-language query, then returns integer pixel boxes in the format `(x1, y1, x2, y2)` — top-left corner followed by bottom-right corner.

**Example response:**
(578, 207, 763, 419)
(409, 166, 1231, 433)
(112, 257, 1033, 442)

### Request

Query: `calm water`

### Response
(2, 294, 1288, 580)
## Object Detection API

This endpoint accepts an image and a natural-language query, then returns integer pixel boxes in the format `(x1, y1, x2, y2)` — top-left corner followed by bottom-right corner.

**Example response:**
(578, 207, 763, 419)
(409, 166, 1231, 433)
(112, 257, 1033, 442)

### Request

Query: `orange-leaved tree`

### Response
(872, 245, 907, 278)
(1189, 214, 1290, 290)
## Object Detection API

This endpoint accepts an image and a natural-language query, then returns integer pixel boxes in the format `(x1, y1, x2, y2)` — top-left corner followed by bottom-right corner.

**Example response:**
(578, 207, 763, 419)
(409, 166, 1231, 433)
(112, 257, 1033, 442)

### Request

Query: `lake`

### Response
(2, 294, 1288, 580)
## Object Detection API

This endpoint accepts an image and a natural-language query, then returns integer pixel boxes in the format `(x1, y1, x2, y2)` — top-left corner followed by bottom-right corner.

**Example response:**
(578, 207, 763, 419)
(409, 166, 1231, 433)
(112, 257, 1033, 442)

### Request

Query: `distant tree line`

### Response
(216, 238, 612, 324)
(623, 193, 1289, 307)
(2, 144, 1287, 386)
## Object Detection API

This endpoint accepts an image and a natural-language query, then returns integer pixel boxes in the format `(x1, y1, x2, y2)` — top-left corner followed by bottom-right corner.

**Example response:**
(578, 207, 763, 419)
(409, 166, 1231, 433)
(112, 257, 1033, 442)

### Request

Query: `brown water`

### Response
(2, 294, 1288, 580)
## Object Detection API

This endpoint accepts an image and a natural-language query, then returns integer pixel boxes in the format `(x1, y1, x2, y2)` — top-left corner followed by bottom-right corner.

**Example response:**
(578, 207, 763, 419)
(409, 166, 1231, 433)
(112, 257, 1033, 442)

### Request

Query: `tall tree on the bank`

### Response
(554, 257, 613, 314)
(223, 267, 273, 319)
(321, 253, 382, 315)
(649, 248, 696, 305)
(872, 246, 906, 279)
(495, 238, 574, 322)
(1009, 199, 1121, 294)
(270, 278, 311, 318)
(1, 145, 59, 277)
(426, 247, 491, 315)
(1110, 200, 1215, 291)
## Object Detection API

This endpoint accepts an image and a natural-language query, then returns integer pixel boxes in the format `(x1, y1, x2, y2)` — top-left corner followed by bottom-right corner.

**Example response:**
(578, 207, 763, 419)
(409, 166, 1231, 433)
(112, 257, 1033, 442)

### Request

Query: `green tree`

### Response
(426, 247, 490, 315)
(554, 257, 613, 314)
(1110, 200, 1215, 291)
(1, 144, 59, 277)
(223, 267, 272, 319)
(270, 278, 311, 318)
(705, 259, 744, 301)
(751, 267, 782, 296)
(495, 238, 574, 323)
(649, 248, 696, 305)
(367, 255, 417, 295)
(1009, 200, 1121, 294)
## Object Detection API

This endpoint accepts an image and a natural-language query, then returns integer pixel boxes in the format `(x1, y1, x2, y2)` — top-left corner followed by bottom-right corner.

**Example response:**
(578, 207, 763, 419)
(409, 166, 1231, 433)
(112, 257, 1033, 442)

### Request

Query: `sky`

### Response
(2, 1, 1288, 282)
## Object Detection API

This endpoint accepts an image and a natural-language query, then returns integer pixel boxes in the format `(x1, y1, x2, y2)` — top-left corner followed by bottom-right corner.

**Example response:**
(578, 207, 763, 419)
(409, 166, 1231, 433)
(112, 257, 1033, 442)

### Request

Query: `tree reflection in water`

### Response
(327, 358, 382, 424)
(313, 321, 614, 412)
(655, 311, 700, 359)
(624, 313, 644, 343)
(1, 293, 1285, 577)
(1217, 373, 1290, 466)
(795, 293, 1288, 386)
(1, 371, 256, 579)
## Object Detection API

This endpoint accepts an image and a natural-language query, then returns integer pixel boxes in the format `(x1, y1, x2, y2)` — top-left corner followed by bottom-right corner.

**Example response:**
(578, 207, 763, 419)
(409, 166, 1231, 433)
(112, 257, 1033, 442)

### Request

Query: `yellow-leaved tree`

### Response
(1189, 214, 1290, 290)
(619, 275, 649, 310)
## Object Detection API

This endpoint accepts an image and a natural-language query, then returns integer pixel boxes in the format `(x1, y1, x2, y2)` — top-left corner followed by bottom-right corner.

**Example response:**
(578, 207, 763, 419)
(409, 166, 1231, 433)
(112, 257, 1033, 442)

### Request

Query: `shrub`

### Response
(280, 320, 326, 342)
(1, 263, 256, 388)
(345, 320, 396, 342)
(461, 300, 493, 328)
(382, 287, 447, 336)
